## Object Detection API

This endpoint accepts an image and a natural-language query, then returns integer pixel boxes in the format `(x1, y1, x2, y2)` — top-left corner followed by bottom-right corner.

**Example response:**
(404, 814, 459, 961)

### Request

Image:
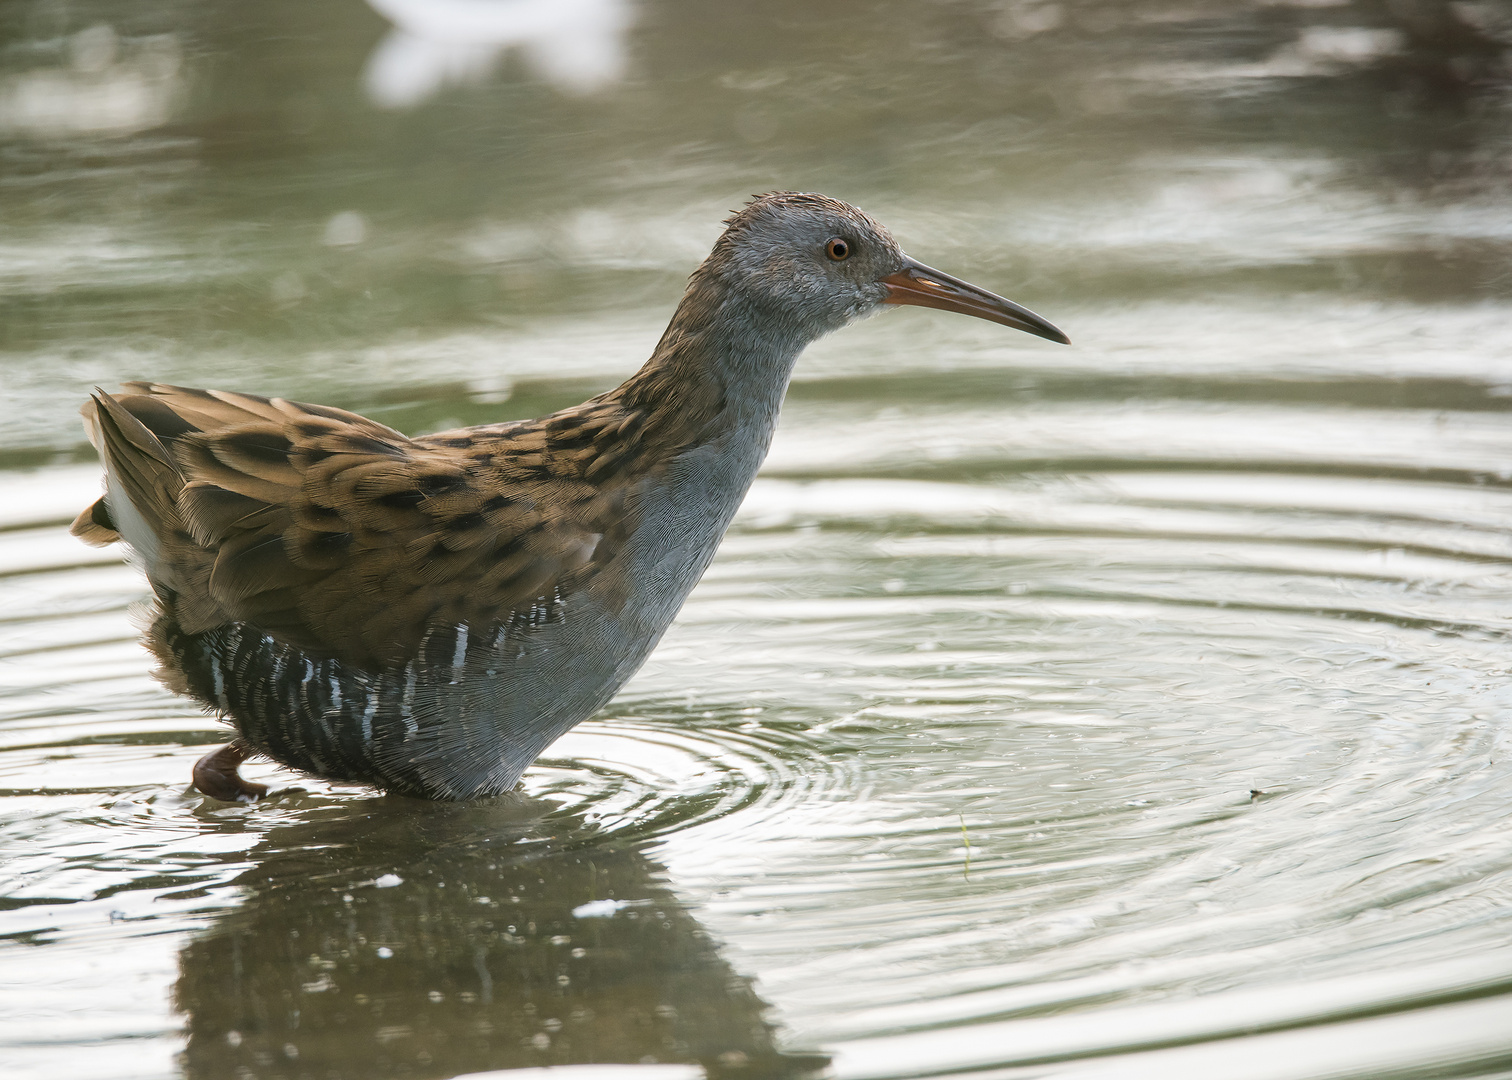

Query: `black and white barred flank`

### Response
(161, 590, 568, 799)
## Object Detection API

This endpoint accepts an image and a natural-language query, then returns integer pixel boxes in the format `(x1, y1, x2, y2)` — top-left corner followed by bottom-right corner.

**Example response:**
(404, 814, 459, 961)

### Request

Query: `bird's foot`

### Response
(192, 740, 269, 803)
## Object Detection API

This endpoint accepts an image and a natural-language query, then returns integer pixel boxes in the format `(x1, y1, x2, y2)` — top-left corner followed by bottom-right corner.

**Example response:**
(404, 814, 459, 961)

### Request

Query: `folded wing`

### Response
(74, 382, 623, 669)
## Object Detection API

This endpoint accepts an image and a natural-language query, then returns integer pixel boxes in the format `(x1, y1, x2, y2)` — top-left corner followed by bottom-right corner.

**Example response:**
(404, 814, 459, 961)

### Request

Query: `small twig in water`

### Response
(959, 812, 971, 880)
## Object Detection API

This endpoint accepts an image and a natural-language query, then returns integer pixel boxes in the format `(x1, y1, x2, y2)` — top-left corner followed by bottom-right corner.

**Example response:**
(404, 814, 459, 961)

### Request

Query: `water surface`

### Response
(5, 2, 1512, 1077)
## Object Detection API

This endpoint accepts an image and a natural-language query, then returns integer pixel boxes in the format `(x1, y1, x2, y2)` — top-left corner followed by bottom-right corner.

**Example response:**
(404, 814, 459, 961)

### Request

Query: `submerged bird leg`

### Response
(192, 739, 269, 803)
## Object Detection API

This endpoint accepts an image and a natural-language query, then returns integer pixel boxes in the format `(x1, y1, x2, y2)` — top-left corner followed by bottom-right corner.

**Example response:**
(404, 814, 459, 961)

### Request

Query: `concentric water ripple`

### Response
(9, 405, 1512, 1078)
(530, 715, 863, 843)
(654, 463, 1512, 1072)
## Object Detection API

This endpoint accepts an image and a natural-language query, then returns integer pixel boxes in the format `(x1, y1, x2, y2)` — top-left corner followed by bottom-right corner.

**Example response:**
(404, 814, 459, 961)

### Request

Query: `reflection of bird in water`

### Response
(361, 0, 632, 107)
(72, 193, 1068, 801)
(174, 795, 831, 1076)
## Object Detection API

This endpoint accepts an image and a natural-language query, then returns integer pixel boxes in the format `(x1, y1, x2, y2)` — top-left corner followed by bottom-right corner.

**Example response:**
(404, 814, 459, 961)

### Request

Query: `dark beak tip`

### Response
(881, 262, 1069, 346)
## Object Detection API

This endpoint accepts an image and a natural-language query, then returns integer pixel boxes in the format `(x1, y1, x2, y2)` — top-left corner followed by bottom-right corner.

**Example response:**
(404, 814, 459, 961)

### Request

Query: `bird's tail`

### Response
(71, 390, 188, 578)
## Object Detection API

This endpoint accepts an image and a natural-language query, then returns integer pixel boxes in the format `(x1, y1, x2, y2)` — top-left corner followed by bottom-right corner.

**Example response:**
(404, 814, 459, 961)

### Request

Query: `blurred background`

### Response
(6, 1, 1512, 1078)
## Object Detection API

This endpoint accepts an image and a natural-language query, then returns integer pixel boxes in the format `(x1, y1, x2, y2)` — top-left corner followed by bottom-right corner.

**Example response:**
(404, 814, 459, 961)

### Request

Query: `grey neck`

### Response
(655, 287, 811, 504)
(600, 278, 824, 638)
(696, 292, 811, 433)
(620, 268, 822, 453)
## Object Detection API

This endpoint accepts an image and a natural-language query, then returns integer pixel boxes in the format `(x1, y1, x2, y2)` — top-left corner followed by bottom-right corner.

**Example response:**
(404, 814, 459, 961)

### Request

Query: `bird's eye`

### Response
(825, 237, 851, 261)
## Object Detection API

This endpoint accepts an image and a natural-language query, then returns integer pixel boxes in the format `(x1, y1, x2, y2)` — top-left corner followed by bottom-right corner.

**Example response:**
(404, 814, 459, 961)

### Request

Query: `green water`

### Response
(6, 2, 1512, 1077)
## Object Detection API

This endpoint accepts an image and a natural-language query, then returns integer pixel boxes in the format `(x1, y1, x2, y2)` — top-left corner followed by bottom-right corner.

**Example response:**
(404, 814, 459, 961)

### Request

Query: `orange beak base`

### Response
(881, 259, 1069, 344)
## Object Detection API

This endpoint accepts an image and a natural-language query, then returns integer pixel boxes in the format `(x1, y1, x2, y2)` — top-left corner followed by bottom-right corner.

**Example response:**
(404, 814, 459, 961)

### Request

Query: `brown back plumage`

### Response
(73, 382, 666, 669)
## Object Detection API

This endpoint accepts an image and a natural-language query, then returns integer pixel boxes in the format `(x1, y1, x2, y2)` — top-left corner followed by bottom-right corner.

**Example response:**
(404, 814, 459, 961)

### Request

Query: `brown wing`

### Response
(75, 382, 635, 668)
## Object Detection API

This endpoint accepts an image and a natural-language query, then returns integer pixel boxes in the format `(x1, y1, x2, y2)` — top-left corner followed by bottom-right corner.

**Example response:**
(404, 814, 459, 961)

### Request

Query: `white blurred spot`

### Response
(322, 211, 369, 247)
(362, 0, 633, 109)
(1295, 25, 1404, 64)
(1135, 23, 1406, 87)
(571, 897, 640, 918)
(0, 28, 183, 137)
(374, 873, 403, 888)
(995, 2, 1064, 41)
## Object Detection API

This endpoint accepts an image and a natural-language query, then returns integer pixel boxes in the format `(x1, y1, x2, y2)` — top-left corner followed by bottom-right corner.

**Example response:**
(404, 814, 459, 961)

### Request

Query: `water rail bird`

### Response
(71, 192, 1068, 802)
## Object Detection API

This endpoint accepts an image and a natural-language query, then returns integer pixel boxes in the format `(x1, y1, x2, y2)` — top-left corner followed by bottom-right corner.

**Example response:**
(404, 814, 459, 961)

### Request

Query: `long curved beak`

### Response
(881, 258, 1070, 345)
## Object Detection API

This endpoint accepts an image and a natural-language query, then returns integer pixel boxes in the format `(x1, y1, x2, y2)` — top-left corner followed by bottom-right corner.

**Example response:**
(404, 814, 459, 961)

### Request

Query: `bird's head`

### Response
(708, 192, 1068, 345)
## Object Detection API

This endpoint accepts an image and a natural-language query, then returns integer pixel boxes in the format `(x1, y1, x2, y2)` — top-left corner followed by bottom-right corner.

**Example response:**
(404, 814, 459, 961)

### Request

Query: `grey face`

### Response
(712, 193, 1070, 347)
(715, 198, 908, 334)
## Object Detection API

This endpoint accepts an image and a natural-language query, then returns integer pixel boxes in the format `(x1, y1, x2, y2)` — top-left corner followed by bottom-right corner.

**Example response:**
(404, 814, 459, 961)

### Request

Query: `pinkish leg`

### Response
(192, 740, 269, 803)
